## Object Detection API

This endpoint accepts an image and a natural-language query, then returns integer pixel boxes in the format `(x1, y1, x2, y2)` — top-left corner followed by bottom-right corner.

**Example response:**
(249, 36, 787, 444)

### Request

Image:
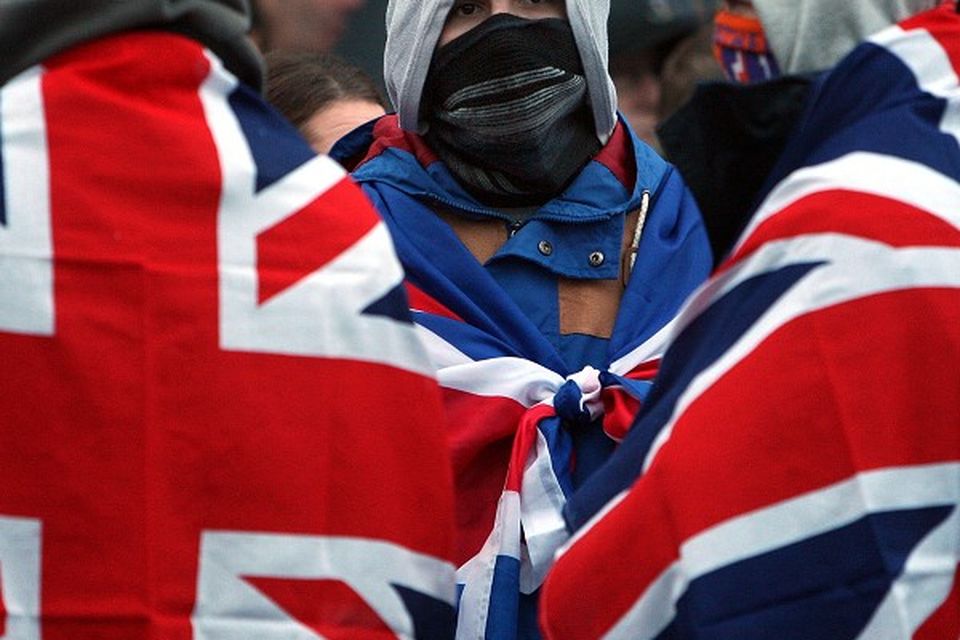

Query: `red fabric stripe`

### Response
(256, 178, 377, 304)
(730, 189, 960, 266)
(591, 121, 636, 191)
(541, 468, 680, 639)
(505, 405, 556, 492)
(445, 389, 527, 563)
(649, 289, 960, 543)
(355, 115, 439, 170)
(243, 577, 396, 639)
(1, 32, 453, 639)
(406, 281, 463, 321)
(901, 2, 960, 77)
(601, 389, 642, 442)
(543, 288, 960, 639)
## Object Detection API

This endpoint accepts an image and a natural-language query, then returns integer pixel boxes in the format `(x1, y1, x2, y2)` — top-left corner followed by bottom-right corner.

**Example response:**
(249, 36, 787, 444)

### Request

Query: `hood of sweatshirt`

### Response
(383, 0, 618, 144)
(752, 0, 941, 75)
(0, 0, 261, 88)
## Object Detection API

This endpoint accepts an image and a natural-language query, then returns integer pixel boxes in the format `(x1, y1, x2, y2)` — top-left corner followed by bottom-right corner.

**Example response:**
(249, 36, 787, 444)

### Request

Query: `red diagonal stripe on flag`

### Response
(256, 178, 380, 305)
(406, 282, 463, 321)
(243, 576, 396, 639)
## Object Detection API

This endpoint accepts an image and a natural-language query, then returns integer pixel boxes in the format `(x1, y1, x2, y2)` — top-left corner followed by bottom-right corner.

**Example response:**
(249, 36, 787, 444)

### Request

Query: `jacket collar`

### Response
(348, 114, 671, 223)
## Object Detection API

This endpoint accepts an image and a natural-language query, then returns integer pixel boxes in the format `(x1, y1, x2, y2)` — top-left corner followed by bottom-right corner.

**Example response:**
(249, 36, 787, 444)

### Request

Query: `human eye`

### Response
(452, 1, 482, 16)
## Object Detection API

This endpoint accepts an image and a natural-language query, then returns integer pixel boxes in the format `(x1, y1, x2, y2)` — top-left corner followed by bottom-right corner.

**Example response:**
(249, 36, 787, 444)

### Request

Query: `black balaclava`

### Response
(421, 14, 601, 208)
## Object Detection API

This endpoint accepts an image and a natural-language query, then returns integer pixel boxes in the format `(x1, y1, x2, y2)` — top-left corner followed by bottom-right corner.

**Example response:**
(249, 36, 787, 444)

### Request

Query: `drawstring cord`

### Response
(628, 190, 651, 273)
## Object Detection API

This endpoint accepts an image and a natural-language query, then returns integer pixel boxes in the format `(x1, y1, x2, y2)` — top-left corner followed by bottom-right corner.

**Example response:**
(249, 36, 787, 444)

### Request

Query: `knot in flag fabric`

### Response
(553, 366, 603, 428)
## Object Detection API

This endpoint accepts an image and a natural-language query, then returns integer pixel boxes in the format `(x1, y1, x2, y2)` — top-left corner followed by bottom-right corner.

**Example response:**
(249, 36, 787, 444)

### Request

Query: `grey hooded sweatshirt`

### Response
(752, 0, 941, 75)
(383, 0, 619, 144)
(0, 0, 262, 89)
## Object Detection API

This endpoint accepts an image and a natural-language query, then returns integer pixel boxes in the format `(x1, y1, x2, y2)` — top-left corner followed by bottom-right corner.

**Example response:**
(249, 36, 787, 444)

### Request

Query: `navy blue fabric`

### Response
(655, 507, 954, 640)
(393, 584, 458, 639)
(361, 283, 414, 323)
(538, 415, 576, 497)
(762, 44, 960, 202)
(487, 555, 521, 639)
(566, 262, 825, 530)
(227, 85, 314, 193)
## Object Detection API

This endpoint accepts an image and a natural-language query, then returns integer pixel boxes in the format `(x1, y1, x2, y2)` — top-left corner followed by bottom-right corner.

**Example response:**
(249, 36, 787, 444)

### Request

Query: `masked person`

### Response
(338, 0, 714, 637)
(0, 1, 458, 637)
(541, 1, 960, 637)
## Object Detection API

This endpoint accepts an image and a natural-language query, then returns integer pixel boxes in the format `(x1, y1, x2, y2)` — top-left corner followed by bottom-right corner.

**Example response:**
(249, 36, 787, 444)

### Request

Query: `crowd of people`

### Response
(0, 0, 957, 639)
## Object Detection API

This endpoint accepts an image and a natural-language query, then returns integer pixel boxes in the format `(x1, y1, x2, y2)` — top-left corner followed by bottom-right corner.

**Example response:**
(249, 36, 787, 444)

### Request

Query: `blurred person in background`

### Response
(265, 50, 387, 155)
(251, 0, 365, 52)
(657, 21, 724, 126)
(340, 0, 715, 637)
(607, 0, 718, 147)
(542, 1, 960, 637)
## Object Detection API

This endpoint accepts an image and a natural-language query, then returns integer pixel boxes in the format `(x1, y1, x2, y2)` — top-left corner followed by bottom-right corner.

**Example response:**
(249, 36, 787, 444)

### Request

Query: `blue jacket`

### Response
(340, 114, 712, 640)
(343, 114, 712, 486)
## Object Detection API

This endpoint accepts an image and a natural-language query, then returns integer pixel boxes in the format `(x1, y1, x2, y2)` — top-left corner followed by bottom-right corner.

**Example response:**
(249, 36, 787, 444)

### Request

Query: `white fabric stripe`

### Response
(644, 235, 960, 473)
(435, 355, 564, 407)
(856, 504, 959, 639)
(193, 532, 456, 640)
(0, 65, 54, 336)
(414, 323, 475, 369)
(608, 315, 681, 376)
(736, 22, 960, 256)
(456, 491, 521, 640)
(200, 51, 434, 376)
(871, 25, 960, 146)
(200, 53, 344, 230)
(603, 463, 960, 640)
(519, 430, 570, 594)
(734, 152, 960, 257)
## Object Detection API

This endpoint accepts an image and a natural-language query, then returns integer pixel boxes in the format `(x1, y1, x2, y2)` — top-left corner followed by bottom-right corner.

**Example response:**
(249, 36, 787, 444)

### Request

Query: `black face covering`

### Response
(421, 14, 600, 208)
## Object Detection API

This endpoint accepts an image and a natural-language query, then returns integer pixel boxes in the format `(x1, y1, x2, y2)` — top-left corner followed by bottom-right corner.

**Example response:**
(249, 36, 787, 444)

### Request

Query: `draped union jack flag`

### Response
(353, 121, 710, 637)
(541, 4, 960, 639)
(0, 31, 456, 639)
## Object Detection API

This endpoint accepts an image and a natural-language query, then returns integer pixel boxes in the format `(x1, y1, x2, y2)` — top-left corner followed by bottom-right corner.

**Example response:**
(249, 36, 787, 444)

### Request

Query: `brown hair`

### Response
(264, 51, 388, 129)
(658, 23, 724, 122)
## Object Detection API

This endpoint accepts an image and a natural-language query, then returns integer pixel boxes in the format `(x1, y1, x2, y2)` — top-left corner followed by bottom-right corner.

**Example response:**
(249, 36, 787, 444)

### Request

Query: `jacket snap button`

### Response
(538, 240, 553, 256)
(589, 251, 605, 267)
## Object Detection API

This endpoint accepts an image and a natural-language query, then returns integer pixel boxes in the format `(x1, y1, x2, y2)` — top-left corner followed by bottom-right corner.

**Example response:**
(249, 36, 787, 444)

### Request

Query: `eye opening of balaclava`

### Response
(419, 13, 602, 208)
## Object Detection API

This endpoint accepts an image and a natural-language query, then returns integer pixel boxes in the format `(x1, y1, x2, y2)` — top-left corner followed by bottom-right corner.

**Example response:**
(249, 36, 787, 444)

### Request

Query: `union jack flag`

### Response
(0, 31, 456, 639)
(354, 121, 711, 637)
(541, 4, 960, 639)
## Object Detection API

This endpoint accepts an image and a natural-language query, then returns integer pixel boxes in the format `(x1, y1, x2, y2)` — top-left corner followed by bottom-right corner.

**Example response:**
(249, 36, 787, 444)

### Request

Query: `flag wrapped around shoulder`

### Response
(407, 275, 665, 639)
(358, 144, 708, 637)
(0, 31, 456, 639)
(542, 4, 960, 639)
